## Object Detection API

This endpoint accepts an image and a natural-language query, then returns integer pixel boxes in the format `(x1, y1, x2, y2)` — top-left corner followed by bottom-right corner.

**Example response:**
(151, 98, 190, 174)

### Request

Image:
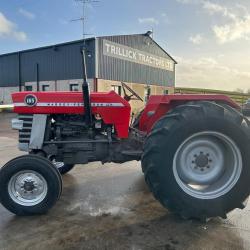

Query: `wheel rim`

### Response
(173, 131, 242, 199)
(8, 170, 48, 206)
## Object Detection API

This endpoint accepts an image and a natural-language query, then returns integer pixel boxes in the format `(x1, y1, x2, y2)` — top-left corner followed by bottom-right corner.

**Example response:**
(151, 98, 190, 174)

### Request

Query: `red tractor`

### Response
(0, 50, 250, 220)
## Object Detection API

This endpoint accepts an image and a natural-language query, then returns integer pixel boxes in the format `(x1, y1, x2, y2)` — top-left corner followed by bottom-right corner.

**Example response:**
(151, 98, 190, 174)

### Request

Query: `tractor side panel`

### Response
(139, 94, 240, 134)
(12, 91, 131, 138)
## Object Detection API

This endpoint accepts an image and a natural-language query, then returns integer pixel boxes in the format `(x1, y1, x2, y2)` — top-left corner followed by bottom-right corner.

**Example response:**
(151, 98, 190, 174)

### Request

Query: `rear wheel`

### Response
(142, 101, 250, 220)
(0, 155, 62, 215)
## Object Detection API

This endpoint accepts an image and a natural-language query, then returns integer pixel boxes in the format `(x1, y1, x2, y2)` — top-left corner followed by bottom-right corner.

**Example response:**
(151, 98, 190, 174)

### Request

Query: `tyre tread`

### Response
(142, 101, 250, 220)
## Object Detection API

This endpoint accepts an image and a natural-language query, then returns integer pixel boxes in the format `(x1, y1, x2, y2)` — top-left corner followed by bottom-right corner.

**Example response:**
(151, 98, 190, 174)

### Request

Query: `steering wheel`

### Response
(121, 82, 143, 102)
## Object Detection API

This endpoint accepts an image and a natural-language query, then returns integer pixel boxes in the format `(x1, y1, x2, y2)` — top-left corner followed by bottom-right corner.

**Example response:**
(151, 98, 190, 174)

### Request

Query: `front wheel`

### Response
(0, 155, 62, 215)
(142, 101, 250, 220)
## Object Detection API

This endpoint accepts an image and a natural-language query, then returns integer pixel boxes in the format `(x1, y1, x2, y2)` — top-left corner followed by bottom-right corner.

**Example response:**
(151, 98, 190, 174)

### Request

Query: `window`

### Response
(144, 86, 151, 102)
(25, 86, 33, 91)
(164, 89, 169, 95)
(42, 85, 50, 91)
(112, 85, 122, 96)
(70, 84, 79, 91)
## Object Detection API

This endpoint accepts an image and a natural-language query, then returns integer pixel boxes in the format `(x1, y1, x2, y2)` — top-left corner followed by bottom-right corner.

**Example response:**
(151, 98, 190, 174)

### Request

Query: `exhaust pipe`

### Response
(81, 48, 92, 127)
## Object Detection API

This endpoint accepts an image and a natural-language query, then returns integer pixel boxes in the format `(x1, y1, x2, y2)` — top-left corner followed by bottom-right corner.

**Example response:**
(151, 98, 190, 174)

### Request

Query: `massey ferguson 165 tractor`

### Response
(0, 49, 250, 220)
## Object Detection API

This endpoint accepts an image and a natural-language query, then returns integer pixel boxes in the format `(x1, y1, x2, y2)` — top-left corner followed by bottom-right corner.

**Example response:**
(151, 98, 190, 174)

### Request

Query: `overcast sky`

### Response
(0, 0, 250, 91)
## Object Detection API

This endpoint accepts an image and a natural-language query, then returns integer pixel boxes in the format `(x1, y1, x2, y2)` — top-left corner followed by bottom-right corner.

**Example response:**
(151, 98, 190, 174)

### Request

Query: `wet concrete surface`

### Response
(0, 113, 250, 250)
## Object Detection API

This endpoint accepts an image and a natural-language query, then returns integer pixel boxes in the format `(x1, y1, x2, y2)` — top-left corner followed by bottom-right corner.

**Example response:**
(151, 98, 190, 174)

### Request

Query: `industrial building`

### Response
(0, 32, 177, 111)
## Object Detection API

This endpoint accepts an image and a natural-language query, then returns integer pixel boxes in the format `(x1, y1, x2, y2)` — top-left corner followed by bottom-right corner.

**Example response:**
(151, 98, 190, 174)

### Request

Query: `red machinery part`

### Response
(139, 94, 241, 133)
(12, 91, 131, 138)
(12, 91, 240, 138)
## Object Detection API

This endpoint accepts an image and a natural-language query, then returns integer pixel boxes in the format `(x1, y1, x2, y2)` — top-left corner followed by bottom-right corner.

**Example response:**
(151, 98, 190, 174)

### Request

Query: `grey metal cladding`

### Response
(97, 34, 176, 86)
(0, 34, 176, 88)
(0, 39, 96, 87)
(20, 39, 95, 82)
(0, 54, 19, 87)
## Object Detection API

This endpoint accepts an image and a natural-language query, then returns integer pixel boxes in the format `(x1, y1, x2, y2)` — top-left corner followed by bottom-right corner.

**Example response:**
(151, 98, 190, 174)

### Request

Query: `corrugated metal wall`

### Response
(0, 54, 19, 87)
(0, 39, 95, 87)
(97, 34, 176, 86)
(0, 34, 176, 88)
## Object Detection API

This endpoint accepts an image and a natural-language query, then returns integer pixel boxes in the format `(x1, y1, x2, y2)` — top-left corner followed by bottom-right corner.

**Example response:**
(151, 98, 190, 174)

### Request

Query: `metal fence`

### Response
(175, 87, 250, 107)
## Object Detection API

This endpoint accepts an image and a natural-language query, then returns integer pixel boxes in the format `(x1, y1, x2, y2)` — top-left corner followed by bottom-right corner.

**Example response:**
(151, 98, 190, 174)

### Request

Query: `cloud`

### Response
(189, 34, 203, 44)
(18, 8, 36, 20)
(201, 2, 250, 43)
(176, 0, 196, 3)
(0, 12, 12, 34)
(13, 31, 27, 41)
(0, 12, 27, 41)
(138, 17, 159, 25)
(176, 0, 201, 4)
(204, 2, 250, 44)
(176, 0, 250, 44)
(212, 15, 250, 44)
(175, 56, 250, 91)
(202, 1, 236, 20)
(177, 0, 242, 20)
(213, 17, 250, 44)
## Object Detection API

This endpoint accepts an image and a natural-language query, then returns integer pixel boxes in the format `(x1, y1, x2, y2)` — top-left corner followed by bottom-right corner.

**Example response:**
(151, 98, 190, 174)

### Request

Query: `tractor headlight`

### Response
(11, 118, 23, 130)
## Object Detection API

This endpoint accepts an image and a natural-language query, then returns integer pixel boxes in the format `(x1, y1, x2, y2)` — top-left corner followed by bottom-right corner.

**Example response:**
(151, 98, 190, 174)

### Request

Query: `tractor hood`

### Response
(12, 91, 131, 138)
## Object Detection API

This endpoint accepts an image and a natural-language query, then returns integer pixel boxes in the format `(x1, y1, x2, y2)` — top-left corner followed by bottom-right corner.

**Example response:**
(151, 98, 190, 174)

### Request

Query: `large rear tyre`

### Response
(142, 101, 250, 220)
(0, 155, 62, 215)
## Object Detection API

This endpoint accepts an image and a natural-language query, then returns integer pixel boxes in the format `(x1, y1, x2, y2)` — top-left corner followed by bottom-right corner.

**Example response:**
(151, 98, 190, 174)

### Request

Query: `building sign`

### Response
(103, 40, 174, 72)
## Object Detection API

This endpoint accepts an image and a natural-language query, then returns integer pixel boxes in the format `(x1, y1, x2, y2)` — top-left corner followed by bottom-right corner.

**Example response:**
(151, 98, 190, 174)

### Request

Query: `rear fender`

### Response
(139, 94, 240, 134)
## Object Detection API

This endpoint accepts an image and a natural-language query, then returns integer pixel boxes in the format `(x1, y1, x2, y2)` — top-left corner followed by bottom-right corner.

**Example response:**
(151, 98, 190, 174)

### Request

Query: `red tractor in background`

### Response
(0, 49, 250, 220)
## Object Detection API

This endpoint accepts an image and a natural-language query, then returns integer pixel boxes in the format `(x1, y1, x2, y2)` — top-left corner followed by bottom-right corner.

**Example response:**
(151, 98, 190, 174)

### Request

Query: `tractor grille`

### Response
(18, 114, 33, 144)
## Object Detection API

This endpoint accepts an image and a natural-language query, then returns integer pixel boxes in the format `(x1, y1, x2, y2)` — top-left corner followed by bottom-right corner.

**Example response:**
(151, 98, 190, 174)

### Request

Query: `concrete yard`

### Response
(0, 113, 250, 250)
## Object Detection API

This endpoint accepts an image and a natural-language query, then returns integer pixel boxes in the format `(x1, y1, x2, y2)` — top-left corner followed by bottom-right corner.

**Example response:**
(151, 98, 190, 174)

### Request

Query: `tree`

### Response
(235, 88, 244, 93)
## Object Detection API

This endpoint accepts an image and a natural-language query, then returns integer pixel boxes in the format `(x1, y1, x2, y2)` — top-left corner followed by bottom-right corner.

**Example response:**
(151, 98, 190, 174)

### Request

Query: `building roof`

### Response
(0, 37, 95, 57)
(0, 33, 177, 64)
